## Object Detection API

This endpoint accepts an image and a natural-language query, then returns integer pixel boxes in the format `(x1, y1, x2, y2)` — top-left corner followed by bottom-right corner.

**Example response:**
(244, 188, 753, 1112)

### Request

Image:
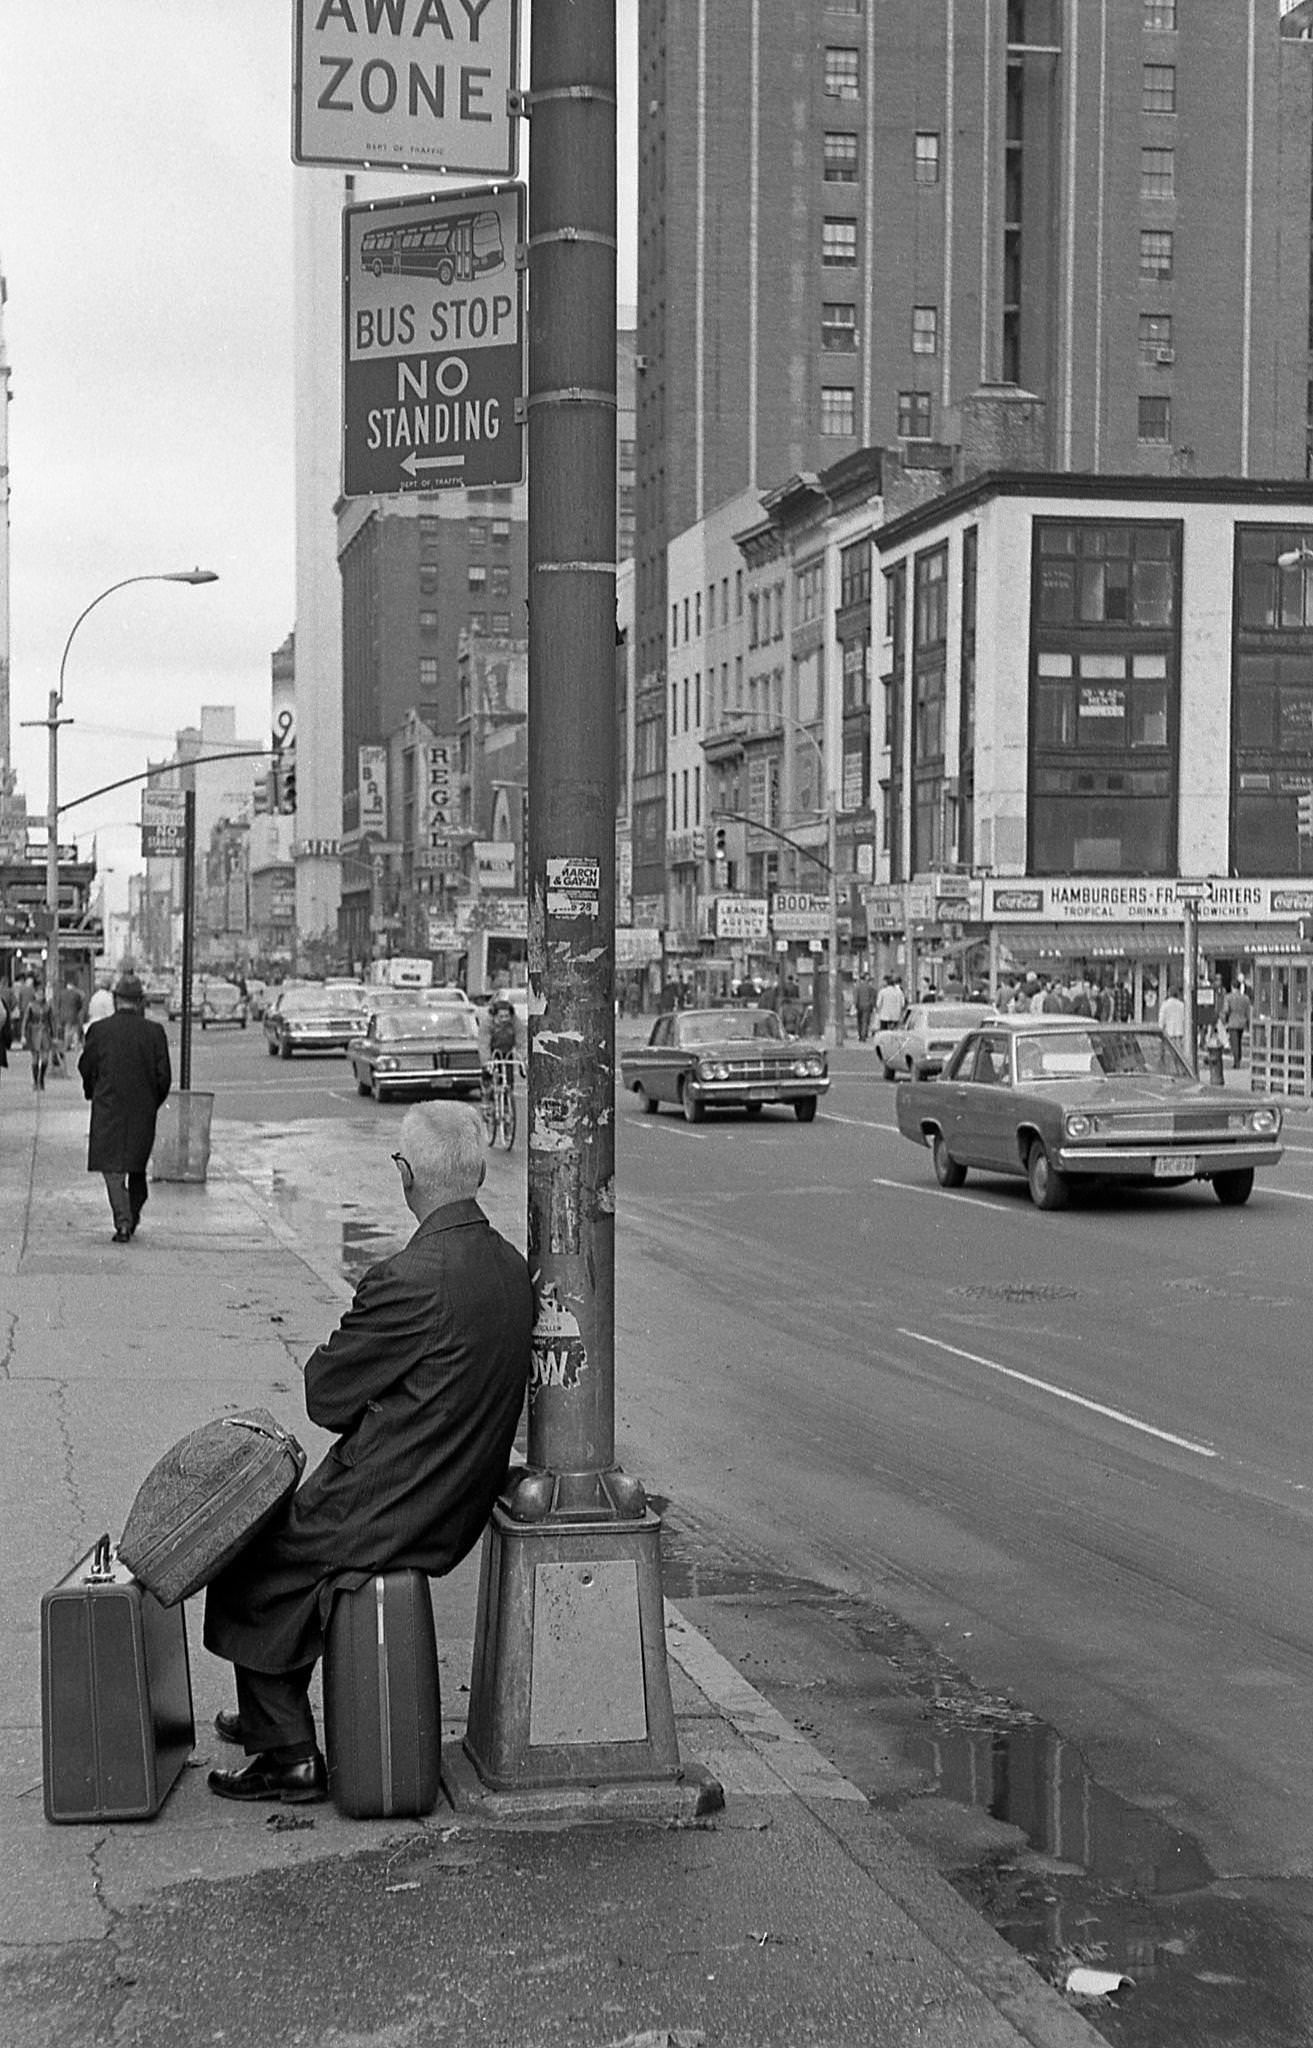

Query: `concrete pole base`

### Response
(462, 1502, 695, 1794)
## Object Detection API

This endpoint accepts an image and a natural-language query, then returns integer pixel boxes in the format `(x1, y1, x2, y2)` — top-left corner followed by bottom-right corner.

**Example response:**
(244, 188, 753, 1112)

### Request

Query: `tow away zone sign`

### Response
(293, 0, 520, 177)
(343, 184, 524, 495)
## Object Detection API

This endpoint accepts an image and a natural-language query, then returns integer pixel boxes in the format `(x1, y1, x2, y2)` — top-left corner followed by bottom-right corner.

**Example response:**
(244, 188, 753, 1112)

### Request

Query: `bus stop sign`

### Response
(293, 0, 520, 177)
(342, 185, 525, 496)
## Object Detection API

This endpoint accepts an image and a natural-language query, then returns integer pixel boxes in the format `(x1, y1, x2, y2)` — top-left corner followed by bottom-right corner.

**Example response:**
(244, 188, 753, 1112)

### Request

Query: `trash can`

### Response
(1203, 1044, 1226, 1088)
(150, 1091, 215, 1183)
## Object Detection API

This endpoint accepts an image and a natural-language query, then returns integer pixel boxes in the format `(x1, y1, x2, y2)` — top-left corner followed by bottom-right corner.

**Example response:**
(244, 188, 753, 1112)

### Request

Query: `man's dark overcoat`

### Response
(203, 1198, 533, 1673)
(78, 1009, 172, 1171)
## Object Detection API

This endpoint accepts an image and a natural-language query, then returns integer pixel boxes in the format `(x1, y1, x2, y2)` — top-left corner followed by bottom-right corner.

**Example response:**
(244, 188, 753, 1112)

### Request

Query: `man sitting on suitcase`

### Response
(203, 1101, 533, 1803)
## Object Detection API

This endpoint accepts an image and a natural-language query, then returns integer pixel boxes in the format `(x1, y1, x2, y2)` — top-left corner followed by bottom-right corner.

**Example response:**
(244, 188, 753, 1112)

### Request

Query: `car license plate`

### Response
(1154, 1152, 1197, 1176)
(745, 1085, 772, 1100)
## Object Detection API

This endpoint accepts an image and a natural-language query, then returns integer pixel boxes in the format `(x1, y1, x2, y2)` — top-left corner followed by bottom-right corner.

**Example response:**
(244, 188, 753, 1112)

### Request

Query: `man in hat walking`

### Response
(78, 974, 172, 1243)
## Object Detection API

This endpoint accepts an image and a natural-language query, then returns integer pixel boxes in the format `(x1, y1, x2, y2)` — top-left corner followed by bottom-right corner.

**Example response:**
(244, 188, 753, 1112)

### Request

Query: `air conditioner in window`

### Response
(1155, 346, 1176, 364)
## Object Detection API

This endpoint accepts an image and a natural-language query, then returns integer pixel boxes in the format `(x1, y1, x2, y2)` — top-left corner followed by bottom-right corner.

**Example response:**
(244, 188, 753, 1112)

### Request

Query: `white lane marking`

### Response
(899, 1327, 1218, 1460)
(872, 1172, 1016, 1212)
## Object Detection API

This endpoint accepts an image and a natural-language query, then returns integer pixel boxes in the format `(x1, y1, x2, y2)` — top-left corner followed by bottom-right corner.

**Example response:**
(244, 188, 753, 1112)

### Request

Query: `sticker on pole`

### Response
(546, 857, 601, 920)
(343, 184, 525, 496)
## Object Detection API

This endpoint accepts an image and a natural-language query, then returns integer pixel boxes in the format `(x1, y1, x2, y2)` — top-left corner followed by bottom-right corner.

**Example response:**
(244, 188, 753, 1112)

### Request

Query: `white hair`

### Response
(398, 1101, 485, 1203)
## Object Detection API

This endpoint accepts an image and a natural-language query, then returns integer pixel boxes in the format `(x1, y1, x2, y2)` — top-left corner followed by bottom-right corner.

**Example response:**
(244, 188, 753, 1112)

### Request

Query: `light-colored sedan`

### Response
(873, 1002, 995, 1081)
(264, 984, 368, 1058)
(620, 1007, 829, 1123)
(347, 1005, 483, 1101)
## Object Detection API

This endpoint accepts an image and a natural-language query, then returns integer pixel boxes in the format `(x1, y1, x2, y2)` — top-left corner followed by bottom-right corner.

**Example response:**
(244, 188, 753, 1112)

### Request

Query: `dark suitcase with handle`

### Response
(117, 1409, 306, 1607)
(323, 1571, 442, 1819)
(41, 1536, 194, 1824)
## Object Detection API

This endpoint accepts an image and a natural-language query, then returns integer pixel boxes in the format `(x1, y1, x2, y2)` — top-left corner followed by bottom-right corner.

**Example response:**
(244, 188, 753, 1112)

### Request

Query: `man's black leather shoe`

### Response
(207, 1751, 327, 1804)
(214, 1709, 244, 1745)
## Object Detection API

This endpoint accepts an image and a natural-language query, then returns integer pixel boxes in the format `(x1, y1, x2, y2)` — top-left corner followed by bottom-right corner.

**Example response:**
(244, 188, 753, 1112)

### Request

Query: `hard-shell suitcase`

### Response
(323, 1571, 442, 1819)
(41, 1535, 194, 1824)
(117, 1409, 306, 1607)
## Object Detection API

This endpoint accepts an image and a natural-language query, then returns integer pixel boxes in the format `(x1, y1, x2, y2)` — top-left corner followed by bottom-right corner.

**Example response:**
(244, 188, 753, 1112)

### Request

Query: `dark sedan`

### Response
(896, 1019, 1284, 1208)
(264, 985, 367, 1059)
(621, 1007, 829, 1123)
(347, 1005, 482, 1102)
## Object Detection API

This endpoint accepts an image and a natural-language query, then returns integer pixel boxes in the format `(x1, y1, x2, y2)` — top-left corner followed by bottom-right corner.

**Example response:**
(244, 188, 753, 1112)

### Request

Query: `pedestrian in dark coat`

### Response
(203, 1100, 533, 1805)
(78, 974, 171, 1242)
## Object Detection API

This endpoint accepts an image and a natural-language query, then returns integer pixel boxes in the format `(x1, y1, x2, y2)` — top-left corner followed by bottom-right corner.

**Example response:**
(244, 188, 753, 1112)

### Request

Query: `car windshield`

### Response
(375, 1009, 476, 1041)
(679, 1010, 785, 1045)
(282, 989, 362, 1015)
(1014, 1028, 1192, 1082)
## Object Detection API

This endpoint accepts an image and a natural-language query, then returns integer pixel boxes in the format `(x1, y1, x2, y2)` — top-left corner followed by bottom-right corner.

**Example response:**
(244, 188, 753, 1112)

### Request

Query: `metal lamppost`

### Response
(35, 570, 218, 1007)
(728, 713, 843, 1046)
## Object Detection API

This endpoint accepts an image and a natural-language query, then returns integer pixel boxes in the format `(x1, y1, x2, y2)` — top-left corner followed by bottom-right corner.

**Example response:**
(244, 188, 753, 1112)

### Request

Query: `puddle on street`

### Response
(908, 1718, 1313, 2047)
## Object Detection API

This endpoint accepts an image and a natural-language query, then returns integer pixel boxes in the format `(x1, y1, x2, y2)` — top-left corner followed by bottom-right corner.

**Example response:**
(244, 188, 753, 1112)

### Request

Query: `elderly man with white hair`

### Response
(203, 1101, 533, 1804)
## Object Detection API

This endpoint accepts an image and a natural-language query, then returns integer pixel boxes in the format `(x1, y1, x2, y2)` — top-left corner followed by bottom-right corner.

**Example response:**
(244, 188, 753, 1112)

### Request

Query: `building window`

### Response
(1139, 228, 1173, 280)
(420, 570, 439, 596)
(1138, 395, 1172, 444)
(840, 540, 871, 609)
(914, 131, 940, 183)
(823, 131, 859, 183)
(490, 565, 511, 599)
(1143, 1, 1176, 28)
(468, 563, 488, 591)
(824, 47, 860, 98)
(419, 657, 439, 691)
(671, 603, 679, 647)
(820, 386, 856, 436)
(911, 305, 938, 356)
(419, 516, 440, 542)
(491, 612, 512, 635)
(1036, 521, 1177, 630)
(898, 390, 932, 439)
(467, 518, 487, 548)
(1143, 63, 1176, 114)
(1233, 528, 1313, 874)
(468, 611, 487, 635)
(419, 610, 438, 631)
(490, 518, 510, 543)
(795, 561, 824, 623)
(1141, 147, 1175, 199)
(822, 302, 858, 352)
(1138, 313, 1174, 364)
(822, 217, 859, 266)
(913, 548, 948, 652)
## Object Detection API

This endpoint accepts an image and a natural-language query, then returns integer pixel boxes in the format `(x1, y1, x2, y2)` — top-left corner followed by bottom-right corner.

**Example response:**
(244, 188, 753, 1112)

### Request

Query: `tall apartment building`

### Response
(633, 0, 1313, 907)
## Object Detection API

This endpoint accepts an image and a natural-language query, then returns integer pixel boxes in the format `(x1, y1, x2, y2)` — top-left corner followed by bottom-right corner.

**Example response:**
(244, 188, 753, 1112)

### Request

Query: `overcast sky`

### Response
(0, 2, 638, 904)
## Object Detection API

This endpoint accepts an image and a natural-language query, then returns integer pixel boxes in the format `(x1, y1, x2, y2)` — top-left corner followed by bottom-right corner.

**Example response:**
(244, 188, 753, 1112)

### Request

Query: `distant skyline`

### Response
(0, 2, 638, 909)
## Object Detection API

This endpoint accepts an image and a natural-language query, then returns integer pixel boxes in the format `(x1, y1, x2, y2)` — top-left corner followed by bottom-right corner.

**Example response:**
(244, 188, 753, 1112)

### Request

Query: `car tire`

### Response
(880, 1060, 896, 1082)
(681, 1085, 705, 1124)
(635, 1082, 659, 1115)
(355, 1072, 370, 1097)
(1026, 1139, 1069, 1210)
(1212, 1167, 1255, 1206)
(266, 1037, 278, 1057)
(240, 1018, 247, 1030)
(794, 1097, 818, 1123)
(932, 1131, 967, 1188)
(279, 1039, 293, 1060)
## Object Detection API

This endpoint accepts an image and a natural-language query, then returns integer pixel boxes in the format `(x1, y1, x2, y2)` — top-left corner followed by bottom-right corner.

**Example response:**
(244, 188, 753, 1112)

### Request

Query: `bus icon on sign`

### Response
(359, 211, 505, 286)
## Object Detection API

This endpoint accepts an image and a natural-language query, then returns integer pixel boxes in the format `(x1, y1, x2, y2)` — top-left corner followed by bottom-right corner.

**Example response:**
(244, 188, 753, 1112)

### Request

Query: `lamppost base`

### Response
(462, 1500, 694, 1795)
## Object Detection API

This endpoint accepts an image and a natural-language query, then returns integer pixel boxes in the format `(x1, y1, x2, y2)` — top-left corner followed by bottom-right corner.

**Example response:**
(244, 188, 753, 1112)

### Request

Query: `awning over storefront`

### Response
(994, 923, 1298, 961)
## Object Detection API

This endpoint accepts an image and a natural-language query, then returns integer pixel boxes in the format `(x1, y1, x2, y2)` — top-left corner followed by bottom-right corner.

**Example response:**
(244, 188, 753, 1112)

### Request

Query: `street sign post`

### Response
(342, 186, 525, 496)
(293, 0, 520, 177)
(140, 788, 186, 859)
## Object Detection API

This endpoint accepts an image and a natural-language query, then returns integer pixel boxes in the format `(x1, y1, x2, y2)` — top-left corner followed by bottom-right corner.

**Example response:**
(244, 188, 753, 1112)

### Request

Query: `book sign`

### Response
(546, 857, 600, 920)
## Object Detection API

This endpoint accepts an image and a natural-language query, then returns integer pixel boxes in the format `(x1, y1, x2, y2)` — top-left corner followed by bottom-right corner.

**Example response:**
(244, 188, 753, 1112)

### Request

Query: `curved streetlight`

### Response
(38, 569, 219, 1003)
(719, 710, 843, 1046)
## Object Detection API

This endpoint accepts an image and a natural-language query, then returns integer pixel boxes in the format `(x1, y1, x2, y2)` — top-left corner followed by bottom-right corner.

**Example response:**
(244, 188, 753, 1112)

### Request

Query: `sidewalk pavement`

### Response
(0, 1074, 1106, 2048)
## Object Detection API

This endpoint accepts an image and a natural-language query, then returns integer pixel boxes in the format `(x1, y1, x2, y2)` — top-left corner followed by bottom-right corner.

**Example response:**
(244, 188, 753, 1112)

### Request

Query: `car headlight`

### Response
(1249, 1107, 1282, 1135)
(1064, 1113, 1093, 1137)
(792, 1058, 825, 1079)
(696, 1060, 730, 1081)
(375, 1056, 399, 1072)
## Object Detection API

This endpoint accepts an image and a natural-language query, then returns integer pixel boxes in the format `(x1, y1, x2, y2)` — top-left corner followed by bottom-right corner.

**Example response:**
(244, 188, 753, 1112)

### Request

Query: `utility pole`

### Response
(462, 0, 705, 1808)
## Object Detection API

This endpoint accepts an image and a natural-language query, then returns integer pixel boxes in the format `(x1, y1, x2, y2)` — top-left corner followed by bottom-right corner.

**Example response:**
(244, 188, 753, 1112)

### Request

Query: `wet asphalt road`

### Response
(180, 1020, 1313, 2044)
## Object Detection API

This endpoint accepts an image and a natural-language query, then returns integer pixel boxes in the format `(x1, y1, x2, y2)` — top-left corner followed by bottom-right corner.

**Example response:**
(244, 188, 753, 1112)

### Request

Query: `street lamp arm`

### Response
(58, 748, 275, 816)
(57, 570, 219, 706)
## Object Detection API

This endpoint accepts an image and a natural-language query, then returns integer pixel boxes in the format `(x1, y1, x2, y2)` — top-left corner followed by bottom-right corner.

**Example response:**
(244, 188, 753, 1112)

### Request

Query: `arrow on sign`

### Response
(401, 451, 463, 476)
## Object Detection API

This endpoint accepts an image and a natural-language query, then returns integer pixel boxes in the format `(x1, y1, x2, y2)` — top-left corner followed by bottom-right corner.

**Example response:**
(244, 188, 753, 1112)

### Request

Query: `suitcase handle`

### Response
(222, 1416, 289, 1444)
(86, 1533, 115, 1582)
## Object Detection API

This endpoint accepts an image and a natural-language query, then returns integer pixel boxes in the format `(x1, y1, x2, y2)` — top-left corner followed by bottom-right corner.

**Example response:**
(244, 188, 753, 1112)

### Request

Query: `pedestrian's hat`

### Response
(114, 974, 145, 1004)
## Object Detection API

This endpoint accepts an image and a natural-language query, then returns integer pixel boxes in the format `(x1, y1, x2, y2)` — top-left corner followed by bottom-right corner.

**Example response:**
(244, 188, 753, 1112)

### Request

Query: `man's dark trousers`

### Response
(234, 1664, 318, 1758)
(102, 1170, 148, 1236)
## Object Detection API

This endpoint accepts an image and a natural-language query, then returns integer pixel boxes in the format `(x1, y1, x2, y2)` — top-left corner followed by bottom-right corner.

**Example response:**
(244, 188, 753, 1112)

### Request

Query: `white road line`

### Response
(899, 1327, 1218, 1460)
(872, 1173, 1015, 1212)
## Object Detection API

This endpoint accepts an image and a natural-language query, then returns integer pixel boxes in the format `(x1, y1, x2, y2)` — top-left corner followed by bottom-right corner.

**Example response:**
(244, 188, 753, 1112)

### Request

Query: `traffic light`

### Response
(281, 760, 297, 814)
(713, 824, 728, 859)
(1298, 790, 1313, 837)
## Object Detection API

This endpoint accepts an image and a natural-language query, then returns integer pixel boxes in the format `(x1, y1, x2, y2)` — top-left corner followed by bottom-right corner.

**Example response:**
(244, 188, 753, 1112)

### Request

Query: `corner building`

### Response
(633, 0, 1313, 911)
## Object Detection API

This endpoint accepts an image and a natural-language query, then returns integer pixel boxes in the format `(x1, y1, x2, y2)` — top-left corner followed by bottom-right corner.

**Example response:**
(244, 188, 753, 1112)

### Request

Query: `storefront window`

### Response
(1232, 528, 1313, 875)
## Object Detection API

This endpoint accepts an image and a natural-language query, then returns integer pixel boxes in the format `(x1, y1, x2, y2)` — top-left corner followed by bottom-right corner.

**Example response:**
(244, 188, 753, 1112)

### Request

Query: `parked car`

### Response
(264, 984, 367, 1058)
(620, 1006, 829, 1123)
(196, 978, 248, 1029)
(347, 1004, 483, 1102)
(895, 1018, 1284, 1209)
(873, 1001, 995, 1081)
